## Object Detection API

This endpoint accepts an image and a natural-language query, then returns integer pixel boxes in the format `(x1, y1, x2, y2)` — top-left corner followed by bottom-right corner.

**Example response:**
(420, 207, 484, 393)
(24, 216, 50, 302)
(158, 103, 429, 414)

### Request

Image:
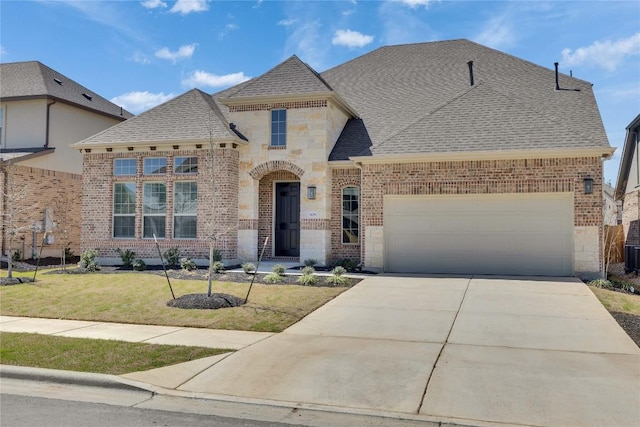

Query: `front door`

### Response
(274, 182, 300, 257)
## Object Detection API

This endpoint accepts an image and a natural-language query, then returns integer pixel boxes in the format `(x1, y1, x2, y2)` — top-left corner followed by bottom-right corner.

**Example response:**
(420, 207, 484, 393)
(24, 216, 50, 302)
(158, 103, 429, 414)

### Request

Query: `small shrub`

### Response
(163, 247, 181, 268)
(79, 249, 100, 272)
(297, 274, 318, 286)
(210, 249, 222, 262)
(64, 246, 75, 259)
(303, 259, 317, 267)
(132, 259, 146, 271)
(271, 264, 286, 276)
(11, 250, 22, 262)
(242, 262, 256, 274)
(116, 248, 136, 268)
(331, 266, 347, 276)
(212, 261, 224, 273)
(589, 279, 613, 289)
(326, 275, 349, 286)
(264, 273, 283, 284)
(334, 258, 358, 272)
(181, 257, 197, 271)
(301, 266, 315, 275)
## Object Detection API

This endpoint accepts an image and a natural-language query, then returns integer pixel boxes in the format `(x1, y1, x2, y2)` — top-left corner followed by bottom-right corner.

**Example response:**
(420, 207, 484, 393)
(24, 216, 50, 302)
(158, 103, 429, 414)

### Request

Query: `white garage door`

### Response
(384, 193, 574, 276)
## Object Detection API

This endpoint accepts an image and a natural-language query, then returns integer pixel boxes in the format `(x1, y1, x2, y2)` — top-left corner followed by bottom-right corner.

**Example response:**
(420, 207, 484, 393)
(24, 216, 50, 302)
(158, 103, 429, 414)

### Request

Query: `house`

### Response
(615, 114, 640, 247)
(0, 61, 131, 258)
(73, 39, 613, 278)
(603, 183, 622, 226)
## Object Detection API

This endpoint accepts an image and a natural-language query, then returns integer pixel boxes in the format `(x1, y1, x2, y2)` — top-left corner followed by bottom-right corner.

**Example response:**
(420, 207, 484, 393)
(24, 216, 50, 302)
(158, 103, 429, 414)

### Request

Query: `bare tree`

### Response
(49, 192, 81, 271)
(1, 164, 40, 278)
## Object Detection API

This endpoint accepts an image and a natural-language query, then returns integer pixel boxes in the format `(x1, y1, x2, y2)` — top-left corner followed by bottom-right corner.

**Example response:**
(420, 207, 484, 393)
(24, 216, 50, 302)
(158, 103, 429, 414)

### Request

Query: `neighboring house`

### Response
(603, 183, 622, 225)
(73, 39, 613, 278)
(0, 61, 131, 258)
(615, 114, 640, 246)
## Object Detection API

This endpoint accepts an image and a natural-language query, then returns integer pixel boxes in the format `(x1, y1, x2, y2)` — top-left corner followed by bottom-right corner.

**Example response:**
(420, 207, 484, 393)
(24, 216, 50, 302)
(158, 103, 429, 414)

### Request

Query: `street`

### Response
(0, 394, 299, 427)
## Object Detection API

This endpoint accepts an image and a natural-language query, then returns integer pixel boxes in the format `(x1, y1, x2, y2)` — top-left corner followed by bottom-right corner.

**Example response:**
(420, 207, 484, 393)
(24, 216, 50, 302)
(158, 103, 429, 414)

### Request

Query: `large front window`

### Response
(342, 186, 359, 244)
(113, 183, 136, 238)
(143, 182, 166, 238)
(271, 109, 286, 147)
(174, 181, 197, 238)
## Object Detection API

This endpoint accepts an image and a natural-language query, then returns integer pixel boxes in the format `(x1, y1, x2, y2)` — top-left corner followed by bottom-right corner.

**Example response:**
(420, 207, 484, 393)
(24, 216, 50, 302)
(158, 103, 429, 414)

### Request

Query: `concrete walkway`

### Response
(2, 275, 639, 427)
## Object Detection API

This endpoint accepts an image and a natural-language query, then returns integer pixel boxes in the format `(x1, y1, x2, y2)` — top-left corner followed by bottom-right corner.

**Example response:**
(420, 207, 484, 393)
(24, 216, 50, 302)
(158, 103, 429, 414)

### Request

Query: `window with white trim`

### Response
(270, 109, 286, 147)
(174, 181, 197, 238)
(114, 158, 136, 176)
(342, 186, 360, 244)
(113, 183, 136, 238)
(143, 182, 166, 238)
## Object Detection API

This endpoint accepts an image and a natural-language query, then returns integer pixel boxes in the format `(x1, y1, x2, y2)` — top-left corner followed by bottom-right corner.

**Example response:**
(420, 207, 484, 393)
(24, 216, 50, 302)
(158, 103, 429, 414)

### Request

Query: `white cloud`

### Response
(155, 44, 196, 63)
(399, 0, 438, 8)
(332, 29, 374, 48)
(219, 23, 239, 40)
(474, 15, 515, 50)
(141, 0, 167, 9)
(170, 0, 209, 15)
(181, 70, 250, 89)
(111, 91, 175, 114)
(0, 45, 6, 56)
(129, 52, 151, 64)
(378, 1, 436, 45)
(561, 33, 640, 72)
(278, 18, 298, 26)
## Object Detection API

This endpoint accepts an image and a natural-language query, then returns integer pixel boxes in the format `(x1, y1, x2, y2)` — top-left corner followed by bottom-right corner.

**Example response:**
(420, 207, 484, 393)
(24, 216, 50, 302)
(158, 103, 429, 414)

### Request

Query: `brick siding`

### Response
(360, 156, 604, 268)
(81, 148, 239, 260)
(0, 165, 82, 258)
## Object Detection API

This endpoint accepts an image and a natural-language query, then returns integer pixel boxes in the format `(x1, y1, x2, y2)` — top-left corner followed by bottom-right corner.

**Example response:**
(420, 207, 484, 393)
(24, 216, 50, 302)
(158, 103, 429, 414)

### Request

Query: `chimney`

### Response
(467, 61, 474, 86)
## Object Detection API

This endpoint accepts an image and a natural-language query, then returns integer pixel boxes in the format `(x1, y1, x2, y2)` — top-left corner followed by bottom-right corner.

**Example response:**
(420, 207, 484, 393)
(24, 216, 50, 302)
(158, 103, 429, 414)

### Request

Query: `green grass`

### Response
(0, 271, 347, 332)
(0, 332, 230, 374)
(590, 286, 640, 315)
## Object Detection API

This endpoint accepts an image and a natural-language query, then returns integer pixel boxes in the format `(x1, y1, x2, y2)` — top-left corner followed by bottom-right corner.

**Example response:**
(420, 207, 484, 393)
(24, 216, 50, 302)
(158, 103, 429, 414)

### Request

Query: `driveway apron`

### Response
(175, 275, 640, 427)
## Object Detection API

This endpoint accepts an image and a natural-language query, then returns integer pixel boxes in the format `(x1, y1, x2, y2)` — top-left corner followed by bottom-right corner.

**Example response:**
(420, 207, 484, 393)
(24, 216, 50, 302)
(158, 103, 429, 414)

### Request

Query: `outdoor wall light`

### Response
(307, 186, 316, 200)
(584, 177, 594, 194)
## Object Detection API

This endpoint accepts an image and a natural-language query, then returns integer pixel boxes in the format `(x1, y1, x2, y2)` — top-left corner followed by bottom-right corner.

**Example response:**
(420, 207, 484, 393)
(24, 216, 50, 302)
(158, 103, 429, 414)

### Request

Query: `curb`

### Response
(0, 365, 149, 392)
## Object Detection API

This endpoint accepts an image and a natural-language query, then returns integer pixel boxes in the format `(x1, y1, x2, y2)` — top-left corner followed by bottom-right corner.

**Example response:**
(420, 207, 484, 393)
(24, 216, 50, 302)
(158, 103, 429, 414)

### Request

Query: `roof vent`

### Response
(82, 93, 93, 101)
(467, 61, 475, 86)
(54, 78, 63, 85)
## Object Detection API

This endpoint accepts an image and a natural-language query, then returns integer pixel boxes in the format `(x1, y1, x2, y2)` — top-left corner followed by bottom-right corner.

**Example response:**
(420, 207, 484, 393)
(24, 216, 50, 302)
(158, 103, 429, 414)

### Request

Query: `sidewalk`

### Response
(0, 316, 272, 350)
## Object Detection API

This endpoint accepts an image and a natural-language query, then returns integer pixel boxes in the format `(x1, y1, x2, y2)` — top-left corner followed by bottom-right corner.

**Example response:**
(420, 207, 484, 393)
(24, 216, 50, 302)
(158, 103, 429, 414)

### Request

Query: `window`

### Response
(143, 182, 166, 238)
(143, 157, 167, 175)
(114, 158, 136, 176)
(342, 186, 359, 244)
(174, 182, 197, 238)
(271, 109, 286, 146)
(174, 156, 198, 174)
(113, 183, 136, 238)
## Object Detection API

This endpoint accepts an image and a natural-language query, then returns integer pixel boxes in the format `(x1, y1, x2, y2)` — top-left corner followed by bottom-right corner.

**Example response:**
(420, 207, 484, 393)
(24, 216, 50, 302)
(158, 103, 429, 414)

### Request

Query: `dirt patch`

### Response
(167, 293, 245, 309)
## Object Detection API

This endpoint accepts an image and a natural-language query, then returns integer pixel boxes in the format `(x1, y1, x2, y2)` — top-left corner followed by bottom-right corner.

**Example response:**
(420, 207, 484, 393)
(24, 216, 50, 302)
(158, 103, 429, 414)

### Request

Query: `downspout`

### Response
(45, 99, 56, 148)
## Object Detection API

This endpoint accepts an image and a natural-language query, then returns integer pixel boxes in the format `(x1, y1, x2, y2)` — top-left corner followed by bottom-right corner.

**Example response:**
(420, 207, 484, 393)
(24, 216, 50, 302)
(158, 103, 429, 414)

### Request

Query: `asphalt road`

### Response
(1, 394, 299, 427)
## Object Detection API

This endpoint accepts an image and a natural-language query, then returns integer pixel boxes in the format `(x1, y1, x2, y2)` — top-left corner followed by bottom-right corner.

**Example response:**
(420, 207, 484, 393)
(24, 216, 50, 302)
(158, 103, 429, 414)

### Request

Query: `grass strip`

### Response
(590, 286, 640, 315)
(0, 332, 231, 375)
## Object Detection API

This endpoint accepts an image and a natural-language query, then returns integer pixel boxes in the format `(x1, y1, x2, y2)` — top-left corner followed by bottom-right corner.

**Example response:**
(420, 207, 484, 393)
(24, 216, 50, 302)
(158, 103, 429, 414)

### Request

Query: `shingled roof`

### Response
(73, 89, 239, 147)
(225, 55, 333, 100)
(324, 39, 612, 160)
(0, 61, 132, 119)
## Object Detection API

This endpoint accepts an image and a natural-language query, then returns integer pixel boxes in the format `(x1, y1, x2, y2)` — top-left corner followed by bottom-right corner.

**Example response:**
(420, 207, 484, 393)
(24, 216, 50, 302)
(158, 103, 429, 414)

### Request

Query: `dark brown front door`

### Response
(275, 182, 300, 257)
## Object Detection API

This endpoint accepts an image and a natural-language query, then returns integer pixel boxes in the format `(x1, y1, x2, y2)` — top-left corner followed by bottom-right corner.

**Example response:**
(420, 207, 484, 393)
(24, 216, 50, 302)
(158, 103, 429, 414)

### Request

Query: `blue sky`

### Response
(1, 0, 639, 183)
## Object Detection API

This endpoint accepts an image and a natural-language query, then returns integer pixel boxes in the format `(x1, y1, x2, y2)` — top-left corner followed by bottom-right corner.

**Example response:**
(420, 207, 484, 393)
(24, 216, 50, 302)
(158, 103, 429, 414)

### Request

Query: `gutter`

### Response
(45, 99, 56, 148)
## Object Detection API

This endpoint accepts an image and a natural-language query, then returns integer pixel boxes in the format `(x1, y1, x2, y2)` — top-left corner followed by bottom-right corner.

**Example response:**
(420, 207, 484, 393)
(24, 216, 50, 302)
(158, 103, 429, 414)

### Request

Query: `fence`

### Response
(604, 225, 624, 264)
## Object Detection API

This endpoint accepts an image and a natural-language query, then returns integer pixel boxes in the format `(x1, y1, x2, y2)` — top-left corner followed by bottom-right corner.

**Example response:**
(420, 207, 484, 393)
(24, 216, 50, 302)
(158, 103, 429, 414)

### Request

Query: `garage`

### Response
(384, 193, 574, 276)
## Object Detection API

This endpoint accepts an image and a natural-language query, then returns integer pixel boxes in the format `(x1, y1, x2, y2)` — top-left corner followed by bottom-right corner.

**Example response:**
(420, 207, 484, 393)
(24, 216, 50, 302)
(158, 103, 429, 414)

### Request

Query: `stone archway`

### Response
(249, 160, 305, 181)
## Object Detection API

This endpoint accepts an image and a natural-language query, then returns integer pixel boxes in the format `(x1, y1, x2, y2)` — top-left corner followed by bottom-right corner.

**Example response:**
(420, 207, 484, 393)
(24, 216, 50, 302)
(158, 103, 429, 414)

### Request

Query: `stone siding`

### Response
(622, 190, 639, 246)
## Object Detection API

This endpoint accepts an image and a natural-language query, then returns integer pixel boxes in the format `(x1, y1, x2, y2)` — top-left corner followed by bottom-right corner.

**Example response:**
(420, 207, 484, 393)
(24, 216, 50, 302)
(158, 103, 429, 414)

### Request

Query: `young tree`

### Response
(1, 164, 40, 278)
(49, 192, 81, 271)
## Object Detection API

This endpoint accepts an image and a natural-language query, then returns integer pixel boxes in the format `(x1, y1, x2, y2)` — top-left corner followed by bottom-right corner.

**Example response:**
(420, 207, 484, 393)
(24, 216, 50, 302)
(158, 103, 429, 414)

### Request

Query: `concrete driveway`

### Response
(146, 275, 640, 426)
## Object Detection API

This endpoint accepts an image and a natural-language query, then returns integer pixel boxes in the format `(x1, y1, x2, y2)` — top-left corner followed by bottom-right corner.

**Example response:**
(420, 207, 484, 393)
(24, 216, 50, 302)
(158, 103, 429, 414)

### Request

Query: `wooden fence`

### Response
(604, 225, 624, 264)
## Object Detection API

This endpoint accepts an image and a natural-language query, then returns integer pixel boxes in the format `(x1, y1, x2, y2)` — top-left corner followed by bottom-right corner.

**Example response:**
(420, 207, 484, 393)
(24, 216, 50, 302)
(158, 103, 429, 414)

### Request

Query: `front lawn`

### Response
(0, 272, 348, 332)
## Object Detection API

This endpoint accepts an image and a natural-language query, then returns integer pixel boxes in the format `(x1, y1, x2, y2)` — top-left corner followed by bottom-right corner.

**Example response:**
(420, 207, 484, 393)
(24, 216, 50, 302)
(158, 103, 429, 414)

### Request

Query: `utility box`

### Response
(624, 245, 640, 273)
